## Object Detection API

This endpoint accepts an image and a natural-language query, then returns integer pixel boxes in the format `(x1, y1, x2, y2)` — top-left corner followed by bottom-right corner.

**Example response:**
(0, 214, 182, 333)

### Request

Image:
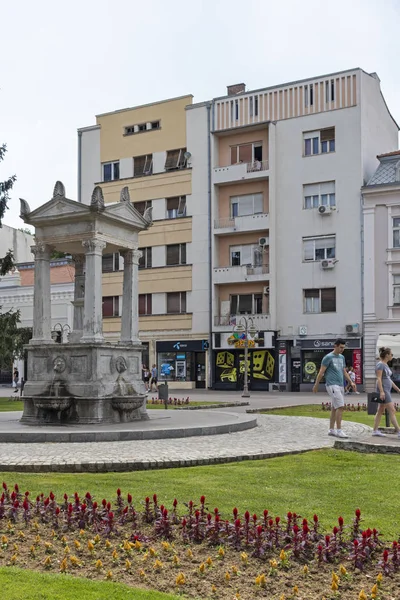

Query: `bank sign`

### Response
(299, 338, 361, 350)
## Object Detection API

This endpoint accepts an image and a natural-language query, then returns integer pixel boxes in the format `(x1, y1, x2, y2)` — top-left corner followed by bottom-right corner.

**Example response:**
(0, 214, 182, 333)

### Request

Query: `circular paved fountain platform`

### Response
(0, 409, 257, 444)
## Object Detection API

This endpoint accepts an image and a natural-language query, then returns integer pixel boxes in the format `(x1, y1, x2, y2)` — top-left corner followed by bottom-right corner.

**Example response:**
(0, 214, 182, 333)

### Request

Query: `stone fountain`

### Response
(19, 181, 153, 425)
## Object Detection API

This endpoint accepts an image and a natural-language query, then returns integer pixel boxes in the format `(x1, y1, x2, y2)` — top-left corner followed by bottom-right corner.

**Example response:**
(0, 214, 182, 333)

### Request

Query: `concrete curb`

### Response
(176, 402, 250, 410)
(334, 439, 400, 454)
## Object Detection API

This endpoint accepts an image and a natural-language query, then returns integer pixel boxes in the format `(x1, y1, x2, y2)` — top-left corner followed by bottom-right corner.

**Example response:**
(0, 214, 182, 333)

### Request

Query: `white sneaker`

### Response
(336, 430, 348, 438)
(372, 430, 386, 437)
(328, 429, 336, 436)
(355, 391, 360, 395)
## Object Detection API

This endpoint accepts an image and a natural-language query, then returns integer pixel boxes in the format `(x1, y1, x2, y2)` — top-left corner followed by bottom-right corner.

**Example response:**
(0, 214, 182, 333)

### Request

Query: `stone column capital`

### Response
(121, 248, 142, 266)
(82, 239, 106, 254)
(31, 243, 52, 260)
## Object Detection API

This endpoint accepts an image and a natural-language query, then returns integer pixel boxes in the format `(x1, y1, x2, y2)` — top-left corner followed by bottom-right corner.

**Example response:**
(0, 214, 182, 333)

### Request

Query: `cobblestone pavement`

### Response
(0, 415, 372, 472)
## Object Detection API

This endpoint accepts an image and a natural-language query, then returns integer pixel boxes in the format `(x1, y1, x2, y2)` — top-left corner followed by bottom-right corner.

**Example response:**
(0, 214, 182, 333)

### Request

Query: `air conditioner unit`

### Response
(263, 286, 270, 295)
(321, 259, 336, 269)
(318, 205, 332, 215)
(259, 236, 269, 246)
(346, 323, 360, 335)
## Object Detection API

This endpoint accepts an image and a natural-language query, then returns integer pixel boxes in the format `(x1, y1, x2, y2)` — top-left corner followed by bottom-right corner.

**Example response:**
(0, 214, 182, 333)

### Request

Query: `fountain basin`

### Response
(32, 397, 72, 412)
(112, 397, 144, 412)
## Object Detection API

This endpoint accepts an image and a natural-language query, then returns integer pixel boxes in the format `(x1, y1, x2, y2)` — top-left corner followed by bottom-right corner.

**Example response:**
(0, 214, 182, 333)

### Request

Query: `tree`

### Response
(0, 143, 17, 275)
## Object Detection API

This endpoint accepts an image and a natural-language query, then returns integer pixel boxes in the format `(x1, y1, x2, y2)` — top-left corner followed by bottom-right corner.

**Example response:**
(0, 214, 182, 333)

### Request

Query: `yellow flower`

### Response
(51, 529, 56, 538)
(340, 564, 348, 576)
(95, 559, 103, 570)
(199, 563, 206, 574)
(105, 540, 112, 549)
(125, 559, 132, 570)
(176, 572, 186, 586)
(303, 565, 309, 575)
(259, 574, 266, 587)
(270, 559, 278, 569)
(241, 552, 248, 565)
(29, 545, 35, 556)
(206, 556, 213, 566)
(43, 556, 52, 568)
(218, 547, 225, 558)
(139, 568, 146, 578)
(142, 551, 149, 561)
(173, 555, 180, 566)
(280, 595, 286, 600)
(359, 591, 367, 600)
(124, 540, 133, 552)
(79, 529, 85, 537)
(231, 565, 239, 575)
(293, 585, 299, 595)
(331, 580, 339, 592)
(70, 555, 80, 566)
(112, 549, 118, 560)
(61, 536, 68, 545)
(94, 534, 101, 544)
(280, 549, 287, 561)
(74, 540, 81, 550)
(106, 570, 112, 580)
(153, 559, 163, 570)
(10, 555, 17, 565)
(87, 540, 95, 552)
(17, 531, 25, 539)
(149, 547, 156, 556)
(64, 546, 70, 555)
(1, 535, 8, 545)
(33, 521, 39, 530)
(376, 572, 383, 584)
(59, 557, 68, 572)
(332, 571, 339, 584)
(13, 543, 18, 552)
(224, 571, 231, 582)
(35, 535, 41, 545)
(187, 548, 194, 559)
(234, 594, 241, 599)
(371, 583, 378, 599)
(162, 541, 170, 551)
(134, 540, 142, 550)
(212, 585, 217, 593)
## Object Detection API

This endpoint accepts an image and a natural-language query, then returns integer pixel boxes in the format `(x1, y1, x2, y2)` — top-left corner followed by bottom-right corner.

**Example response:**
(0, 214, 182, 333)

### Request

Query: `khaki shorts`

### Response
(326, 385, 345, 409)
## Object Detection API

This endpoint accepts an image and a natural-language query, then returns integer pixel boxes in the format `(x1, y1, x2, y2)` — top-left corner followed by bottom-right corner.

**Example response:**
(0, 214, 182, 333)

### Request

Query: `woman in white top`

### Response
(373, 347, 400, 437)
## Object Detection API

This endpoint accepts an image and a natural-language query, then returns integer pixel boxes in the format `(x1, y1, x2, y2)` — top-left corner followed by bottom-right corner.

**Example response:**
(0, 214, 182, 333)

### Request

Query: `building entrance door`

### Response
(195, 352, 206, 388)
(291, 359, 301, 392)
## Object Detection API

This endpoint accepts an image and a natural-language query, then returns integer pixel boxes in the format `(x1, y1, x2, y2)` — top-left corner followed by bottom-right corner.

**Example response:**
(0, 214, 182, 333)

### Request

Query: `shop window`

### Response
(304, 288, 336, 313)
(167, 292, 186, 314)
(231, 193, 263, 217)
(139, 294, 152, 315)
(166, 196, 186, 219)
(166, 243, 186, 266)
(102, 296, 120, 318)
(158, 351, 192, 382)
(138, 247, 152, 269)
(230, 293, 263, 315)
(303, 236, 335, 261)
(102, 252, 120, 273)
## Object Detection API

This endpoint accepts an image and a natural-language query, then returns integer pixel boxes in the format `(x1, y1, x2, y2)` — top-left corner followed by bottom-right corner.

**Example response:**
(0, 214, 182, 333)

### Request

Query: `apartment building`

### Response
(78, 96, 210, 389)
(362, 151, 400, 391)
(188, 69, 398, 391)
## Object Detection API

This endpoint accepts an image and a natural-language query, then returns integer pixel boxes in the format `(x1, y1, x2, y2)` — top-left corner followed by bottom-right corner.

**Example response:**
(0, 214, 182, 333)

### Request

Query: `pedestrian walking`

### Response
(312, 338, 356, 438)
(372, 347, 400, 437)
(142, 364, 150, 392)
(12, 368, 19, 395)
(150, 364, 158, 392)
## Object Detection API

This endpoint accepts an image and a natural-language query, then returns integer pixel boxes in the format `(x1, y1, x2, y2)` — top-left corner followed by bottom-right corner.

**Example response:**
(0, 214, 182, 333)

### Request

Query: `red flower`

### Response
(333, 526, 339, 535)
(93, 502, 98, 510)
(313, 514, 319, 523)
(393, 541, 399, 549)
(215, 515, 220, 523)
(123, 506, 128, 514)
(102, 498, 107, 507)
(189, 500, 193, 509)
(287, 511, 292, 520)
(275, 516, 280, 525)
(214, 507, 219, 515)
(44, 497, 50, 507)
(235, 519, 241, 529)
(106, 502, 111, 511)
(11, 492, 16, 501)
(36, 495, 40, 503)
(25, 491, 29, 497)
(195, 510, 200, 519)
(55, 507, 60, 515)
(145, 497, 150, 504)
(14, 484, 19, 493)
(68, 503, 73, 513)
(153, 494, 157, 503)
(268, 519, 273, 527)
(257, 525, 263, 536)
(200, 495, 205, 504)
(302, 518, 308, 526)
(263, 509, 269, 518)
(253, 514, 257, 523)
(127, 494, 132, 504)
(81, 503, 87, 512)
(173, 499, 178, 508)
(160, 505, 164, 513)
(325, 535, 330, 545)
(64, 493, 68, 501)
(303, 524, 309, 534)
(49, 491, 55, 501)
(163, 509, 168, 518)
(355, 508, 361, 519)
(85, 492, 92, 500)
(244, 511, 250, 523)
(383, 549, 389, 562)
(108, 511, 114, 520)
(117, 488, 121, 497)
(181, 518, 187, 527)
(22, 499, 29, 511)
(293, 525, 299, 534)
(13, 500, 19, 508)
(353, 539, 359, 547)
(233, 507, 238, 518)
(207, 513, 212, 522)
(2, 482, 7, 491)
(338, 516, 344, 528)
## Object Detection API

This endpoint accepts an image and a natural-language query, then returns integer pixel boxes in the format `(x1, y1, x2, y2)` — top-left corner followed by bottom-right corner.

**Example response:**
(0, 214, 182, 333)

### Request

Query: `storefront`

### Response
(156, 340, 209, 389)
(213, 331, 276, 391)
(298, 338, 362, 391)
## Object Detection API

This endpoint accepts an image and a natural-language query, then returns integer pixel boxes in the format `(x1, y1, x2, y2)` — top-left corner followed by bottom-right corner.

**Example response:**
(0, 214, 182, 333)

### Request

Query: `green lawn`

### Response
(0, 397, 23, 412)
(1, 450, 400, 538)
(262, 403, 377, 426)
(0, 567, 177, 600)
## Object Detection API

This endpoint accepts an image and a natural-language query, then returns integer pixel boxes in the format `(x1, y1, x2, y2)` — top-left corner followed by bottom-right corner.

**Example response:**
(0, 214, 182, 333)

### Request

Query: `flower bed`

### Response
(322, 402, 400, 413)
(1, 482, 399, 599)
(150, 397, 190, 406)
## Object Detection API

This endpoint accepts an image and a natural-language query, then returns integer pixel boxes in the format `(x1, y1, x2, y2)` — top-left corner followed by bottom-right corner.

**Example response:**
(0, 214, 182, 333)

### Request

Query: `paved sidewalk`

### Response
(0, 415, 371, 473)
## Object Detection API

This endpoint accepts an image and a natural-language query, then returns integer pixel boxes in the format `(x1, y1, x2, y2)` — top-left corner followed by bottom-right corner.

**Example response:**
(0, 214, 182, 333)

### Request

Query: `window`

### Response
(249, 96, 259, 117)
(167, 292, 186, 314)
(102, 296, 120, 318)
(134, 200, 152, 216)
(230, 142, 262, 165)
(102, 162, 119, 182)
(138, 247, 152, 269)
(304, 181, 335, 209)
(230, 99, 239, 121)
(102, 252, 120, 273)
(304, 288, 336, 313)
(166, 196, 186, 219)
(303, 236, 336, 261)
(133, 154, 153, 177)
(165, 148, 187, 170)
(393, 275, 400, 305)
(393, 218, 400, 248)
(304, 84, 314, 108)
(230, 244, 262, 267)
(303, 128, 335, 156)
(166, 243, 186, 266)
(125, 121, 160, 135)
(326, 80, 335, 103)
(139, 294, 152, 315)
(231, 193, 263, 217)
(230, 293, 263, 315)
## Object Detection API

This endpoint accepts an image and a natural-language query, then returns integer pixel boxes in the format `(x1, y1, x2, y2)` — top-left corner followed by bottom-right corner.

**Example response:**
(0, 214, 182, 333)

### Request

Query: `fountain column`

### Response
(80, 239, 106, 343)
(30, 243, 53, 344)
(120, 248, 142, 345)
(71, 254, 85, 340)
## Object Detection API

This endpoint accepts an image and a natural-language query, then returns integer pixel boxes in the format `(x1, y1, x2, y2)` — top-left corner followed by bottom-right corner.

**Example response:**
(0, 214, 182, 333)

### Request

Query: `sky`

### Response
(1, 0, 400, 231)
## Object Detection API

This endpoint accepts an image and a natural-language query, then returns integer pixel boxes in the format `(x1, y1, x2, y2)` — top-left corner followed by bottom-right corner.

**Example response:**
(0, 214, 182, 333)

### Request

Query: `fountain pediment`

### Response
(25, 196, 90, 224)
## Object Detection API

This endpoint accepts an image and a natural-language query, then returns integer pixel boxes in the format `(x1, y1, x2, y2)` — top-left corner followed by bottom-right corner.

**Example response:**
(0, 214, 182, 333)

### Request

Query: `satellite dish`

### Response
(184, 151, 192, 160)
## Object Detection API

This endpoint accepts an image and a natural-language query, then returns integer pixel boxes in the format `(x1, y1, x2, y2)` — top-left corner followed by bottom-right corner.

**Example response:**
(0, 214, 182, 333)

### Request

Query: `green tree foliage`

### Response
(0, 143, 17, 275)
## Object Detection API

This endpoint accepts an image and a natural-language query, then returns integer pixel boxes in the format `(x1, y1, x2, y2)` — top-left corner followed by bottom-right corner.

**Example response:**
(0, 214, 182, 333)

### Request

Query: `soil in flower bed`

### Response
(1, 485, 400, 599)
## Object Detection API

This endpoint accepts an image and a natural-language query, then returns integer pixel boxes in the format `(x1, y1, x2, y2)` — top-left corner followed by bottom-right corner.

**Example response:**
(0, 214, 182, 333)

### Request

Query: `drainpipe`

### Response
(360, 191, 365, 389)
(77, 130, 82, 203)
(207, 101, 213, 389)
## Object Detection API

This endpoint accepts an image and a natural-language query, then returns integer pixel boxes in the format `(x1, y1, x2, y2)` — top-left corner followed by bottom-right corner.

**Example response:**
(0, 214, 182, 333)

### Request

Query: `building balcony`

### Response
(213, 264, 269, 284)
(213, 160, 269, 185)
(214, 213, 269, 235)
(214, 313, 271, 331)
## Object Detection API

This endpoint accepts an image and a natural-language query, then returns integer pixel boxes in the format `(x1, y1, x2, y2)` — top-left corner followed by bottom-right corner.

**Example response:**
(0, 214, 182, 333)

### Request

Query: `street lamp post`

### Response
(232, 316, 257, 398)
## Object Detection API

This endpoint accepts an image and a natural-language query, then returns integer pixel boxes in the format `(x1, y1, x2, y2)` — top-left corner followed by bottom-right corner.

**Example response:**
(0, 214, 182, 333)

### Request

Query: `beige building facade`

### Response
(78, 96, 210, 389)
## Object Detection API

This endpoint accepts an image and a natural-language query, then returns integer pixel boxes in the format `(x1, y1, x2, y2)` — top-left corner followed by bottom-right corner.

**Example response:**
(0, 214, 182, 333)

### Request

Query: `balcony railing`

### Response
(213, 160, 269, 185)
(246, 159, 269, 173)
(214, 313, 270, 327)
(213, 264, 269, 284)
(214, 213, 269, 233)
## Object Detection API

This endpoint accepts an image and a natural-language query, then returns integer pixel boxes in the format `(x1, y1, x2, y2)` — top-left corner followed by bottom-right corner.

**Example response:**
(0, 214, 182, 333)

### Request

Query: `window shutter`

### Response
(165, 149, 180, 170)
(303, 240, 314, 261)
(167, 197, 179, 211)
(238, 195, 253, 216)
(304, 289, 319, 298)
(314, 237, 335, 250)
(166, 244, 179, 265)
(167, 292, 180, 313)
(321, 288, 336, 312)
(253, 193, 263, 213)
(180, 244, 186, 264)
(139, 294, 146, 315)
(102, 254, 114, 273)
(134, 156, 146, 177)
(320, 127, 335, 142)
(230, 295, 238, 314)
(146, 247, 152, 268)
(102, 297, 114, 317)
(320, 181, 335, 194)
(239, 294, 253, 313)
(180, 292, 186, 313)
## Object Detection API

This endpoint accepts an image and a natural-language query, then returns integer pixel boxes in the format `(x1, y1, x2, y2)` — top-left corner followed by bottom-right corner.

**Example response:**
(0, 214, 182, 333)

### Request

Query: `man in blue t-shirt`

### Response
(312, 338, 356, 438)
